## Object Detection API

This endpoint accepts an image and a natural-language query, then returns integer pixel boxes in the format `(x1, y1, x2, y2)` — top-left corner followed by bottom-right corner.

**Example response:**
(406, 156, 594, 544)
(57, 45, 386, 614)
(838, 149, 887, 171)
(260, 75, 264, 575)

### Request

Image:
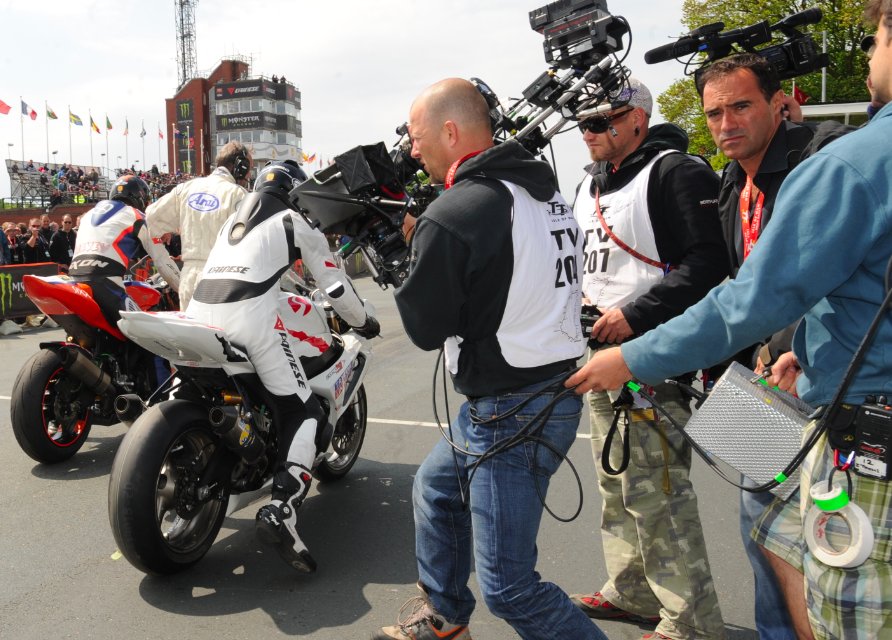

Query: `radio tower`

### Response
(175, 0, 198, 89)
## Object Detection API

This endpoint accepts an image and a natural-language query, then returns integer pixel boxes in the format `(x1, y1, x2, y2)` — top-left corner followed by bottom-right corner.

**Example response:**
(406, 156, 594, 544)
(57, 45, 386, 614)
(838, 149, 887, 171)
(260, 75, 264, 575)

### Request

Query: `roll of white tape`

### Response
(804, 483, 874, 568)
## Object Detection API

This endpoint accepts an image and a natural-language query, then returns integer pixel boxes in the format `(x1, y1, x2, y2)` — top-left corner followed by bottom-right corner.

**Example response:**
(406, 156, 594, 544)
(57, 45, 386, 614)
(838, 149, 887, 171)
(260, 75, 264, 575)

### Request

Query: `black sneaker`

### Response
(256, 499, 316, 573)
(371, 583, 471, 640)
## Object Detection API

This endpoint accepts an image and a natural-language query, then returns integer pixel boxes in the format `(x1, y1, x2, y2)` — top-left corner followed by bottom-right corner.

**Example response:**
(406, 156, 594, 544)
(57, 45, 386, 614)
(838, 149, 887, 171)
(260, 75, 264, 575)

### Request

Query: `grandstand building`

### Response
(165, 57, 302, 177)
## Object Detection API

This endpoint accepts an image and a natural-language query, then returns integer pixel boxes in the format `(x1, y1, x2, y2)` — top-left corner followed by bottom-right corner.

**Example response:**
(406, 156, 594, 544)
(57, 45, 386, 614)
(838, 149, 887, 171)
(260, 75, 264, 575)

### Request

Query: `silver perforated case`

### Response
(684, 361, 815, 500)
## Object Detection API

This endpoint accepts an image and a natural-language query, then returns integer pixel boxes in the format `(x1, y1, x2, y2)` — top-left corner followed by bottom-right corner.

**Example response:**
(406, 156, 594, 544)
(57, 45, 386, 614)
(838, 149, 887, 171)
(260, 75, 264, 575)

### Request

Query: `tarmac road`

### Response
(0, 276, 757, 639)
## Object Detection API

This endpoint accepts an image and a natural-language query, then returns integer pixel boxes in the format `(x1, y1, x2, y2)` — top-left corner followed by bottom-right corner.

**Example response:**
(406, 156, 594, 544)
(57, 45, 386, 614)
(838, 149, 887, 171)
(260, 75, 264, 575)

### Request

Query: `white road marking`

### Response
(0, 399, 591, 439)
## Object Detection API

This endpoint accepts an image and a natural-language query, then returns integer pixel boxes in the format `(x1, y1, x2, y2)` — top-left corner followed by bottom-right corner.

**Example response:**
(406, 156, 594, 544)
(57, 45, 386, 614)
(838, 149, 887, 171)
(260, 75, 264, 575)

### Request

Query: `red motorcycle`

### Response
(10, 271, 176, 463)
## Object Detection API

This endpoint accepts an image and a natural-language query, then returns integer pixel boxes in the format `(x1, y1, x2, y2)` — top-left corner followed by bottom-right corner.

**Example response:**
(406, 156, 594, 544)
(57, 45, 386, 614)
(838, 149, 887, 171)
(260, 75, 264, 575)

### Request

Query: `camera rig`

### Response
(643, 6, 828, 80)
(290, 0, 632, 290)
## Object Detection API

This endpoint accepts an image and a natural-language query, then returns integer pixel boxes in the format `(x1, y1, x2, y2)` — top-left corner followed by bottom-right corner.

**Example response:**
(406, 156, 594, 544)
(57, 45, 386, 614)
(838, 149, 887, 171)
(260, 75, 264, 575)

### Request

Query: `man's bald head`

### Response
(414, 78, 493, 137)
(408, 78, 494, 183)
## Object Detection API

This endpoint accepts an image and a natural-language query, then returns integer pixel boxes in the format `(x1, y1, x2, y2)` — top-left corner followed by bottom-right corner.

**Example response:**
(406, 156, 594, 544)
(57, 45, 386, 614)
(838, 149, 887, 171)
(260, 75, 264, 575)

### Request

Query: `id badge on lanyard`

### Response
(739, 175, 764, 260)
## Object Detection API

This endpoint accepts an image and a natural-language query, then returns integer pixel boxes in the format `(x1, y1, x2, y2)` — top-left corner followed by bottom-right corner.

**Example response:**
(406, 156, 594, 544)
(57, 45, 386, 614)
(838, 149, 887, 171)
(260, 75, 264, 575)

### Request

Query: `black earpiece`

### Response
(232, 151, 250, 181)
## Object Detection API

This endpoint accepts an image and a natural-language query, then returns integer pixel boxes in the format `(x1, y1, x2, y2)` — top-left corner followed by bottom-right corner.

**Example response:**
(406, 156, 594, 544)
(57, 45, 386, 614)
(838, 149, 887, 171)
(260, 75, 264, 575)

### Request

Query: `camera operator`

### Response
(567, 77, 728, 640)
(566, 3, 892, 637)
(695, 53, 852, 640)
(146, 141, 252, 308)
(373, 78, 602, 640)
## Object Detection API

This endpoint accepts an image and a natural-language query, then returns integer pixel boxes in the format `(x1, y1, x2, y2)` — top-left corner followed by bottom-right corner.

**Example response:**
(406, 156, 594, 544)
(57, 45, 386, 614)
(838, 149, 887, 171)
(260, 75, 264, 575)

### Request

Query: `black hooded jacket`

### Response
(394, 140, 579, 397)
(578, 123, 729, 334)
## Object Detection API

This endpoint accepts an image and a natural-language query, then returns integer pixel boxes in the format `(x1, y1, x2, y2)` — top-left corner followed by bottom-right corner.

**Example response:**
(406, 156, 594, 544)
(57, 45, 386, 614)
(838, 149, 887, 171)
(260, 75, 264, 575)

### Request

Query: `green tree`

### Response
(657, 0, 871, 168)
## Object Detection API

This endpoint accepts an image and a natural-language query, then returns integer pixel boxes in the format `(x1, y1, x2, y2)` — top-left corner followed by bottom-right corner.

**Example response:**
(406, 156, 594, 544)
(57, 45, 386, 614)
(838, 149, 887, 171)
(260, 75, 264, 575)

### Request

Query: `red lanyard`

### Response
(739, 175, 765, 259)
(444, 151, 483, 189)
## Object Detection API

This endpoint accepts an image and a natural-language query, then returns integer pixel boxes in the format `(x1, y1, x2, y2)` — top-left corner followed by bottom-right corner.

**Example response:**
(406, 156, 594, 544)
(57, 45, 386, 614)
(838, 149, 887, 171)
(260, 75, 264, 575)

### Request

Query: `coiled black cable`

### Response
(431, 349, 586, 522)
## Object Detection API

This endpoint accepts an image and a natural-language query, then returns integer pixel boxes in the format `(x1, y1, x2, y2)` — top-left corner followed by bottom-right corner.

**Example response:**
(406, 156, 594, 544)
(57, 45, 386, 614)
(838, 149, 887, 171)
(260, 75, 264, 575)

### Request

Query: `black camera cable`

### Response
(431, 348, 585, 522)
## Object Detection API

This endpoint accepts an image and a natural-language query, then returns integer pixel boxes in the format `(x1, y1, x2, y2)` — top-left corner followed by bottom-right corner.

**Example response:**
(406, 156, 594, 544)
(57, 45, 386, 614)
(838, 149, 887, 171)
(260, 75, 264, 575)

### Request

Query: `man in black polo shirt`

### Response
(695, 53, 851, 640)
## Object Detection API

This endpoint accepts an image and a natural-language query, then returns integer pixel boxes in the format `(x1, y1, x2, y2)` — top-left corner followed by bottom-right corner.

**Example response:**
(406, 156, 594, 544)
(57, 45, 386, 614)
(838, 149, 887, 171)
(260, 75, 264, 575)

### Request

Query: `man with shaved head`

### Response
(373, 79, 603, 640)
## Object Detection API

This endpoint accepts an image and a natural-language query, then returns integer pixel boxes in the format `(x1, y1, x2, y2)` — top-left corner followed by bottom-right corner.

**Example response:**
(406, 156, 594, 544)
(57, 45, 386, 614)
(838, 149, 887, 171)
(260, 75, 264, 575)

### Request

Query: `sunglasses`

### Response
(577, 108, 634, 134)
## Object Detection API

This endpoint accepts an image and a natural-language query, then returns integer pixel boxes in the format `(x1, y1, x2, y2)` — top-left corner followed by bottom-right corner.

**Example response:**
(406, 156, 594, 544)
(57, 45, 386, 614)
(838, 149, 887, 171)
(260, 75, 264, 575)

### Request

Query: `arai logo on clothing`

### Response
(187, 193, 220, 212)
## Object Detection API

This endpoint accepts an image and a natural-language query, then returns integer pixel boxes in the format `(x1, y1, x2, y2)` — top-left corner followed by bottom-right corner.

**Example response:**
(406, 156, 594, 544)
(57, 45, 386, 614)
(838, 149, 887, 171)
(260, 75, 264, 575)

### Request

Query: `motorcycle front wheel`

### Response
(315, 384, 367, 482)
(11, 349, 93, 463)
(108, 400, 228, 575)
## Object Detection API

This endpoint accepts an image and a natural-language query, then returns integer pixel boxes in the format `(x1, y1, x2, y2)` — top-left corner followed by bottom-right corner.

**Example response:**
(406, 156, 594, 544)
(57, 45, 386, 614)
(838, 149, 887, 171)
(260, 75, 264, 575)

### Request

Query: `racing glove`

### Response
(353, 315, 380, 339)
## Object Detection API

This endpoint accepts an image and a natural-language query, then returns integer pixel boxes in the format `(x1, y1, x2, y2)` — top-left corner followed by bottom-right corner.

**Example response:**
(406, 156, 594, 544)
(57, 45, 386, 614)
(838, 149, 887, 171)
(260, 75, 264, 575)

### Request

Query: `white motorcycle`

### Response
(107, 288, 370, 575)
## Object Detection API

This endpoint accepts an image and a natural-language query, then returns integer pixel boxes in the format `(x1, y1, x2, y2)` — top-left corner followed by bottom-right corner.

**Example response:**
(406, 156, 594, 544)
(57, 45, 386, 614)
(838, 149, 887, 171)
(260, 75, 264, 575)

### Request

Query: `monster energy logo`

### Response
(179, 102, 191, 118)
(221, 116, 228, 128)
(0, 272, 12, 316)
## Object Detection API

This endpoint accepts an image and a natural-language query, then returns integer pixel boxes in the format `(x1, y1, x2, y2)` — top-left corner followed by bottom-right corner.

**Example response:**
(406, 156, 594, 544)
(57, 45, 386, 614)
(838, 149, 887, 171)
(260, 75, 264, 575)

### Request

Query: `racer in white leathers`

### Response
(70, 175, 180, 328)
(146, 141, 252, 307)
(186, 160, 380, 572)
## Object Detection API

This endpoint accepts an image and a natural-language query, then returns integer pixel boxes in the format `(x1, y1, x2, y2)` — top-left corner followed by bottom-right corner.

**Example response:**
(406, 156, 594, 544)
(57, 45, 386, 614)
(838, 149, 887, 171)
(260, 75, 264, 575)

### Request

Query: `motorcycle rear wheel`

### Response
(316, 384, 367, 482)
(109, 401, 228, 575)
(11, 349, 93, 463)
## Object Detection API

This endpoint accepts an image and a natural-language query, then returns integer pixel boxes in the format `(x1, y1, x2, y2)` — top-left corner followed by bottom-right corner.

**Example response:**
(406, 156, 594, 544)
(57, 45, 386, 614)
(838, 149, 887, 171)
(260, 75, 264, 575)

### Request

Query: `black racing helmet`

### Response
(252, 160, 308, 207)
(228, 161, 309, 243)
(110, 175, 151, 211)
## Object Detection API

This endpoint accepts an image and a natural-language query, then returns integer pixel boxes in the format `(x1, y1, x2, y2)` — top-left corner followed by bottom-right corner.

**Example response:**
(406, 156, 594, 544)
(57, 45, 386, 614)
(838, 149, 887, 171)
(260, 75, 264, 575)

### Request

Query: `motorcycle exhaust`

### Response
(57, 347, 115, 395)
(114, 394, 145, 426)
(208, 405, 265, 464)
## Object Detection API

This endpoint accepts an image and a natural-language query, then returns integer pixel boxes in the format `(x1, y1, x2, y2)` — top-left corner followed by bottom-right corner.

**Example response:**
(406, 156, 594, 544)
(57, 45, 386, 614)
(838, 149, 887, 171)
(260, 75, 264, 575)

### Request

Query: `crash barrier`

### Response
(0, 263, 60, 320)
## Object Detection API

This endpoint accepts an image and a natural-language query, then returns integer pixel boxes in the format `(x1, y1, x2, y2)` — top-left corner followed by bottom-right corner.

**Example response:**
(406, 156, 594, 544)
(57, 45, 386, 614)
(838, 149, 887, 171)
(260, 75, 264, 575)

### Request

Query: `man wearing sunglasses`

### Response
(568, 77, 728, 640)
(49, 215, 77, 272)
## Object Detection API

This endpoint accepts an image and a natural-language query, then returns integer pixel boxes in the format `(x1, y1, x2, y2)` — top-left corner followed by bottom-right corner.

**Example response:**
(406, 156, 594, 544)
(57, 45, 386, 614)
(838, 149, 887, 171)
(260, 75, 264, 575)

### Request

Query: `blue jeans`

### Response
(413, 376, 606, 640)
(739, 477, 796, 640)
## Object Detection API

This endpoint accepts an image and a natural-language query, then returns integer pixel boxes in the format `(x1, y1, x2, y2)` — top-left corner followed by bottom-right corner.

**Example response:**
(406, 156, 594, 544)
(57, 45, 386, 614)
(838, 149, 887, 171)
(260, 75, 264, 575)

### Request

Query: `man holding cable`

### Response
(566, 3, 892, 637)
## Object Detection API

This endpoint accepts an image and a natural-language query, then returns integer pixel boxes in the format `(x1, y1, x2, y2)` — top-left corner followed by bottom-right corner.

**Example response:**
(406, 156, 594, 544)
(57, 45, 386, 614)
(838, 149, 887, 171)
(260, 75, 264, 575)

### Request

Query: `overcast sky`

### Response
(0, 0, 688, 200)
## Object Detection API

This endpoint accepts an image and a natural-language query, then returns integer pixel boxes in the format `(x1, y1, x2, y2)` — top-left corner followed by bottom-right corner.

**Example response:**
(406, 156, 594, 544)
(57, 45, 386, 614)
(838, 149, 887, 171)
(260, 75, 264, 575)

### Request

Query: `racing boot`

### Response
(255, 462, 317, 572)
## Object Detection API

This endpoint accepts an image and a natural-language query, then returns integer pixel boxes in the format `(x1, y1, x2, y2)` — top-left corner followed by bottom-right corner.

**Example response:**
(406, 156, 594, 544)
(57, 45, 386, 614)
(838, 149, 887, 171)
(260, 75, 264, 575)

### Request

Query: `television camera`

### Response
(643, 6, 828, 81)
(289, 0, 632, 290)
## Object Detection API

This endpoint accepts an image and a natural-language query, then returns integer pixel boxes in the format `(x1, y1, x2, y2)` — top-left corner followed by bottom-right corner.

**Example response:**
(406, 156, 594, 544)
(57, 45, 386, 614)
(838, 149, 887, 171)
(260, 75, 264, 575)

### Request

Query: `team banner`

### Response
(0, 263, 60, 320)
(215, 113, 279, 131)
(214, 81, 300, 104)
(214, 81, 277, 100)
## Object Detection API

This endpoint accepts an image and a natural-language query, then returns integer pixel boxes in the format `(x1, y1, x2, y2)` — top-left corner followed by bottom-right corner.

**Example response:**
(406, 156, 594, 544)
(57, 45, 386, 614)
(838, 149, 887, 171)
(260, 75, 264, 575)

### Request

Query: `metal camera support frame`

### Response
(293, 0, 634, 290)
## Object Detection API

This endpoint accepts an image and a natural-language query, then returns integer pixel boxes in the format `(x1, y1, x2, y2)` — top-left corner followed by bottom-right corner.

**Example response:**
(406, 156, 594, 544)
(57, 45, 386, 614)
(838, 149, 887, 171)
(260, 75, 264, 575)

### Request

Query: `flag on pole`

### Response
(123, 119, 129, 136)
(173, 127, 185, 139)
(69, 110, 83, 126)
(0, 99, 10, 115)
(46, 105, 58, 120)
(139, 122, 146, 138)
(106, 116, 113, 130)
(21, 100, 37, 120)
(90, 116, 101, 134)
(793, 85, 811, 105)
(158, 127, 164, 140)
